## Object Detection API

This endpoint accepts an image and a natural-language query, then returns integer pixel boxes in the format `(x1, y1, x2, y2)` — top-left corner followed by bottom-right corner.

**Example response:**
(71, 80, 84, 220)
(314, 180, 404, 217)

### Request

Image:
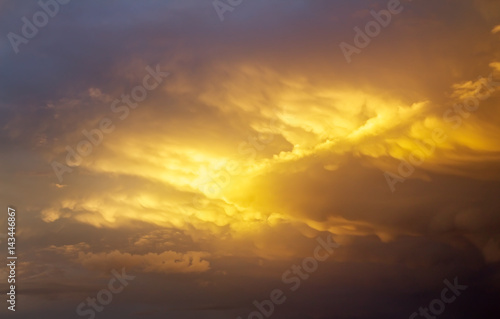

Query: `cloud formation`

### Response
(1, 0, 500, 318)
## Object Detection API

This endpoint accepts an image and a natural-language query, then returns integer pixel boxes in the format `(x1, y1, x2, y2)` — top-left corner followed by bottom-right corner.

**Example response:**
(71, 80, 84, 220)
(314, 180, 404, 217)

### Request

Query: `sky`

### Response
(1, 0, 500, 318)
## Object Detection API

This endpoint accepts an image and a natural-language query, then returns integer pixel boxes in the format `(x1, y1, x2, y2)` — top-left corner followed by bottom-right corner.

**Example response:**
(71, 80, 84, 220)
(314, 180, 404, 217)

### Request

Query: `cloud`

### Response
(76, 250, 211, 274)
(45, 242, 91, 255)
(2, 0, 500, 318)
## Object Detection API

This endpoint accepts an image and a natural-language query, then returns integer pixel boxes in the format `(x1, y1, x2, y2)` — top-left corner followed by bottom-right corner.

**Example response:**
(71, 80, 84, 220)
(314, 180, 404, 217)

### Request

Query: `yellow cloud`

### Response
(77, 250, 211, 274)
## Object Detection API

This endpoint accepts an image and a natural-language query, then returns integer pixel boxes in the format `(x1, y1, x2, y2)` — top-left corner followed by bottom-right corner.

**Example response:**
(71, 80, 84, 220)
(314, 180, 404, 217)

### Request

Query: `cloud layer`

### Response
(1, 0, 500, 318)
